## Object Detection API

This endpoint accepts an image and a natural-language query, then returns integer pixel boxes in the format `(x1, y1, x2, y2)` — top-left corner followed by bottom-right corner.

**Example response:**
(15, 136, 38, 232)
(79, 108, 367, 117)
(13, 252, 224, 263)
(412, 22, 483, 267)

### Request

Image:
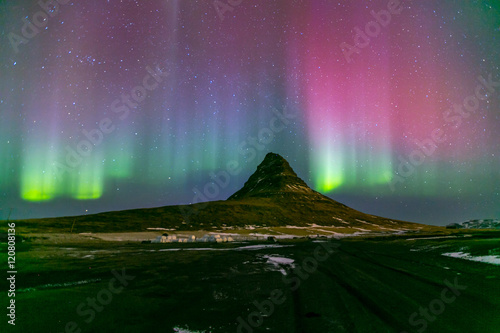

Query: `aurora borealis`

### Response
(1, 0, 499, 224)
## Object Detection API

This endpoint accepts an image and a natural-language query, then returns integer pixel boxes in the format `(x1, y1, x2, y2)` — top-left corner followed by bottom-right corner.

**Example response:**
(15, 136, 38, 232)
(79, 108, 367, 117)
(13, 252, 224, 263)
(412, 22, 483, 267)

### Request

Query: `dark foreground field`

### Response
(2, 233, 500, 333)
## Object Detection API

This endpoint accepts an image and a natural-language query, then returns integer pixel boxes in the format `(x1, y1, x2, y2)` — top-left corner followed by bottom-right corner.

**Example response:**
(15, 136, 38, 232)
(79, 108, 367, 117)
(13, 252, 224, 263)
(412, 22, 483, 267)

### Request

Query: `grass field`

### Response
(1, 230, 499, 332)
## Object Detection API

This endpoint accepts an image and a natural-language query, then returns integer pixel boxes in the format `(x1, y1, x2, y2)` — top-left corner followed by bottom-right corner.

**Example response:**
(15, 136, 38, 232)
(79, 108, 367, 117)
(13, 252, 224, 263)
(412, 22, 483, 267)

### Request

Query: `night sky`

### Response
(1, 0, 499, 225)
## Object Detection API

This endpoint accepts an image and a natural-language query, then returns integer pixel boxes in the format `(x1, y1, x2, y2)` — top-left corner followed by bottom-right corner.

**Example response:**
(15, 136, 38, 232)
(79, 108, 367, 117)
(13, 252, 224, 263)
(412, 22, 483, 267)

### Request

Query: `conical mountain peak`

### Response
(228, 153, 316, 200)
(256, 153, 298, 177)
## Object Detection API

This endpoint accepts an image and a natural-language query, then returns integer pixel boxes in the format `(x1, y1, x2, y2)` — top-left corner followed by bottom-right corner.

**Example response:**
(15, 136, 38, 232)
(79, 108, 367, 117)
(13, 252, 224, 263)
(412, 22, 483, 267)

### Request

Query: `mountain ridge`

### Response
(447, 219, 500, 230)
(228, 153, 324, 200)
(7, 153, 440, 234)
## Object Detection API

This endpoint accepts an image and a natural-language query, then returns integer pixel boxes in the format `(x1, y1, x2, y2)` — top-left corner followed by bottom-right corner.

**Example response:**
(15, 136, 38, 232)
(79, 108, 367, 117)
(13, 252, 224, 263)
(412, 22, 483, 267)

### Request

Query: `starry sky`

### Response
(1, 0, 499, 225)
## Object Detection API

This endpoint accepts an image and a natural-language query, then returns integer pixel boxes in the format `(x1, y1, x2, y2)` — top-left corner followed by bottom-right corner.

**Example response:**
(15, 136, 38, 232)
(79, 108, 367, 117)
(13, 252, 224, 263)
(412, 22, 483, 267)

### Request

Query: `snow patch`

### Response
(236, 244, 294, 250)
(331, 217, 349, 224)
(147, 227, 176, 231)
(18, 279, 101, 293)
(442, 252, 500, 266)
(406, 235, 472, 241)
(262, 255, 295, 275)
(355, 219, 382, 228)
(156, 244, 294, 252)
(351, 227, 370, 232)
(173, 326, 206, 333)
(312, 228, 343, 235)
(249, 233, 295, 239)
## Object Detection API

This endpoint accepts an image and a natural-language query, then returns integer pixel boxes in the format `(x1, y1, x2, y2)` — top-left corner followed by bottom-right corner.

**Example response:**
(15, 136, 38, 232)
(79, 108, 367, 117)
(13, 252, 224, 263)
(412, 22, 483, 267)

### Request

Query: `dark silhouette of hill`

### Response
(9, 153, 438, 233)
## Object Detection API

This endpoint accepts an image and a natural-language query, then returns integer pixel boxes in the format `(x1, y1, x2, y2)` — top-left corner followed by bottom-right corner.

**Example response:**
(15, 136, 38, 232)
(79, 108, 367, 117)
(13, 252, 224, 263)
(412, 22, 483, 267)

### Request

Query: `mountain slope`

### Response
(9, 153, 438, 234)
(225, 153, 423, 231)
(228, 153, 319, 200)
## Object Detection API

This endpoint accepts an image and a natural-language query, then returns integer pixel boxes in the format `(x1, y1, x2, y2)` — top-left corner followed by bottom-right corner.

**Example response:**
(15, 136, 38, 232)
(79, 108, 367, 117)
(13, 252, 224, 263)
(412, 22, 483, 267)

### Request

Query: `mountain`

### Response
(223, 152, 425, 231)
(228, 153, 324, 200)
(447, 219, 500, 229)
(10, 153, 438, 234)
